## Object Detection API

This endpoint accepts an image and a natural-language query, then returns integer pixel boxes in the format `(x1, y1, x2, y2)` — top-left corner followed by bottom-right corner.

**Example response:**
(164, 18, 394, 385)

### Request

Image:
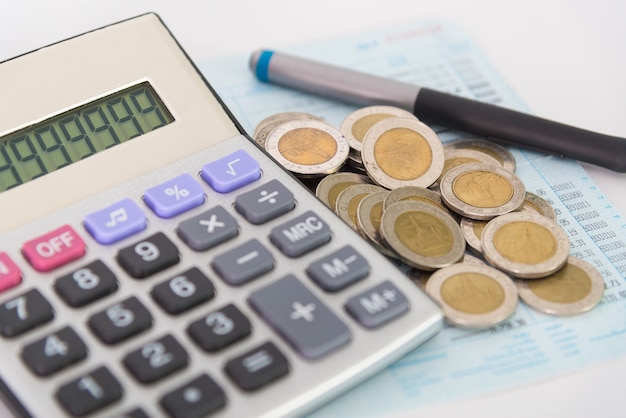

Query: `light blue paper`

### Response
(199, 20, 626, 416)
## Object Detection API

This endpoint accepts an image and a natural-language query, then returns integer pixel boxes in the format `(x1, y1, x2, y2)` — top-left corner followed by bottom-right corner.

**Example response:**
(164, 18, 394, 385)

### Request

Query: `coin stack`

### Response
(252, 107, 605, 329)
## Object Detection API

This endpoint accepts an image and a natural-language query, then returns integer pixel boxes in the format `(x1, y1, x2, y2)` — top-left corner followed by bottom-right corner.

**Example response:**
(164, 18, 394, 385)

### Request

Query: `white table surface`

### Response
(2, 1, 625, 417)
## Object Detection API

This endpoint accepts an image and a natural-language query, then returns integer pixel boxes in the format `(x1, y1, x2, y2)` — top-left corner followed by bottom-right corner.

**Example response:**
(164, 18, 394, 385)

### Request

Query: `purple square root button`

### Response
(201, 149, 261, 193)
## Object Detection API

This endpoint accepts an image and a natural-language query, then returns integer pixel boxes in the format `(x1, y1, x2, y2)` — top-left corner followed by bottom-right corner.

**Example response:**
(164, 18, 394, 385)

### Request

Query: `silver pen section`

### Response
(249, 49, 420, 110)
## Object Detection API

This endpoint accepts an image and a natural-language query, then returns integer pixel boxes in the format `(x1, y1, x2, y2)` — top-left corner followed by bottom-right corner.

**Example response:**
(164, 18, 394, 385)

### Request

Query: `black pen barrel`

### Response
(414, 88, 626, 172)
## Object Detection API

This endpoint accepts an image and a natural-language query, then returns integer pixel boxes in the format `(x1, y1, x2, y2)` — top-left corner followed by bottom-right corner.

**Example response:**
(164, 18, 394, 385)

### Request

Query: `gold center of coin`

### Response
(453, 171, 513, 208)
(527, 263, 592, 303)
(329, 182, 354, 211)
(395, 211, 453, 257)
(493, 221, 557, 264)
(352, 114, 393, 142)
(369, 201, 384, 231)
(348, 194, 369, 226)
(278, 128, 337, 165)
(441, 273, 505, 314)
(374, 128, 432, 180)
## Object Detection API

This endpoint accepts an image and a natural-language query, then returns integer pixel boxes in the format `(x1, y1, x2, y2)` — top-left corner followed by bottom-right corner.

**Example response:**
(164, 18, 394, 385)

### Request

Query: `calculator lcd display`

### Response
(0, 81, 174, 193)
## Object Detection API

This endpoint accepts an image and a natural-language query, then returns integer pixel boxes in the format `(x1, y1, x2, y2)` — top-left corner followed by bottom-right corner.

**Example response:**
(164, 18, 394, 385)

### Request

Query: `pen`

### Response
(249, 49, 626, 173)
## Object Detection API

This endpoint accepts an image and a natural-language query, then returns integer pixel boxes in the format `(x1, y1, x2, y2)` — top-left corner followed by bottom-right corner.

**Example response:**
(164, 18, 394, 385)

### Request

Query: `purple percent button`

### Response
(201, 149, 261, 193)
(84, 198, 147, 245)
(144, 173, 206, 218)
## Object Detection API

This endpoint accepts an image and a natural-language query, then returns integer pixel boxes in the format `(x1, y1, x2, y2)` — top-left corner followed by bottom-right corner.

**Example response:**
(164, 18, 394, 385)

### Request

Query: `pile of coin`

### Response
(252, 107, 605, 329)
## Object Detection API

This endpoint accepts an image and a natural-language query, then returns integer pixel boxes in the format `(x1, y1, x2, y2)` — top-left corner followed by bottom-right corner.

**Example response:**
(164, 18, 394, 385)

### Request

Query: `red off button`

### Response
(22, 225, 86, 272)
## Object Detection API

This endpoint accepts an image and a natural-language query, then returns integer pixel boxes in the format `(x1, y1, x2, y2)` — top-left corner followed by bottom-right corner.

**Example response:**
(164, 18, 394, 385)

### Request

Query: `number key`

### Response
(117, 232, 179, 279)
(88, 296, 152, 344)
(56, 366, 123, 417)
(21, 326, 87, 376)
(54, 260, 118, 307)
(0, 289, 54, 337)
(151, 268, 215, 315)
(123, 334, 189, 384)
(187, 304, 251, 352)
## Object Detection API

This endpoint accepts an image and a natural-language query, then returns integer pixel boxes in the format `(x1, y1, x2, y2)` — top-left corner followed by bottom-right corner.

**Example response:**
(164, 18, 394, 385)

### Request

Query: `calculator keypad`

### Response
(0, 139, 442, 418)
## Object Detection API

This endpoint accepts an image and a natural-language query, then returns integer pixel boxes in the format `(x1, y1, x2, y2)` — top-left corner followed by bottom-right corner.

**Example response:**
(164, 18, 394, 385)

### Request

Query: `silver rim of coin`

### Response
(481, 211, 570, 279)
(515, 256, 605, 316)
(265, 119, 350, 177)
(315, 172, 371, 209)
(356, 190, 389, 246)
(253, 111, 322, 148)
(380, 200, 466, 270)
(460, 217, 486, 254)
(519, 191, 557, 221)
(425, 263, 518, 329)
(383, 185, 446, 211)
(439, 148, 501, 182)
(440, 163, 526, 220)
(445, 138, 516, 172)
(340, 105, 417, 152)
(335, 184, 387, 230)
(461, 253, 485, 265)
(361, 117, 445, 189)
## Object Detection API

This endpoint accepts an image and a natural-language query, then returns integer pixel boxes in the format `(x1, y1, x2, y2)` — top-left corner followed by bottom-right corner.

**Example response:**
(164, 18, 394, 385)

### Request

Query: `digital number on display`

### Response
(0, 82, 174, 192)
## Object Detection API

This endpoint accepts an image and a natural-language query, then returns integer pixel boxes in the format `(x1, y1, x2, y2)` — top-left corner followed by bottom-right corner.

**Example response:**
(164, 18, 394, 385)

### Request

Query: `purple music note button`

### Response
(84, 198, 147, 245)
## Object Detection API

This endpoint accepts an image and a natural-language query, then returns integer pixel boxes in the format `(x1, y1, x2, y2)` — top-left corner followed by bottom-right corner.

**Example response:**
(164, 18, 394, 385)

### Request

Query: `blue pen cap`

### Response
(250, 49, 274, 82)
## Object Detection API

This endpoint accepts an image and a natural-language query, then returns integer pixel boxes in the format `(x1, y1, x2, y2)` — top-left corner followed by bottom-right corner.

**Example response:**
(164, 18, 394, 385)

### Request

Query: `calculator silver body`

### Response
(0, 13, 442, 417)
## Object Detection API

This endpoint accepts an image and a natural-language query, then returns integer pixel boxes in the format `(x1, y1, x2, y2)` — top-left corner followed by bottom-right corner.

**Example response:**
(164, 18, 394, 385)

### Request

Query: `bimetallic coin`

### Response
(481, 212, 570, 279)
(445, 138, 516, 172)
(340, 105, 417, 153)
(315, 172, 371, 211)
(515, 256, 605, 316)
(383, 186, 447, 212)
(335, 184, 387, 230)
(425, 263, 518, 329)
(380, 201, 465, 271)
(362, 118, 445, 189)
(356, 190, 389, 246)
(440, 163, 526, 220)
(253, 111, 322, 148)
(461, 253, 485, 265)
(265, 119, 350, 177)
(460, 217, 487, 254)
(438, 148, 500, 183)
(519, 191, 556, 221)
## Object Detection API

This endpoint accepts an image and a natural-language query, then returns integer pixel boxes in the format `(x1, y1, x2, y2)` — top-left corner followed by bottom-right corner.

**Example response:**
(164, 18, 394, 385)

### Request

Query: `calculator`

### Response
(0, 13, 442, 418)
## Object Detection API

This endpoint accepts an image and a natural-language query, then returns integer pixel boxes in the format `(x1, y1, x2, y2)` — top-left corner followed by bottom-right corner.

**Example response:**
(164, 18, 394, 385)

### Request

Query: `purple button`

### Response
(84, 198, 146, 244)
(144, 173, 205, 218)
(201, 149, 261, 193)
